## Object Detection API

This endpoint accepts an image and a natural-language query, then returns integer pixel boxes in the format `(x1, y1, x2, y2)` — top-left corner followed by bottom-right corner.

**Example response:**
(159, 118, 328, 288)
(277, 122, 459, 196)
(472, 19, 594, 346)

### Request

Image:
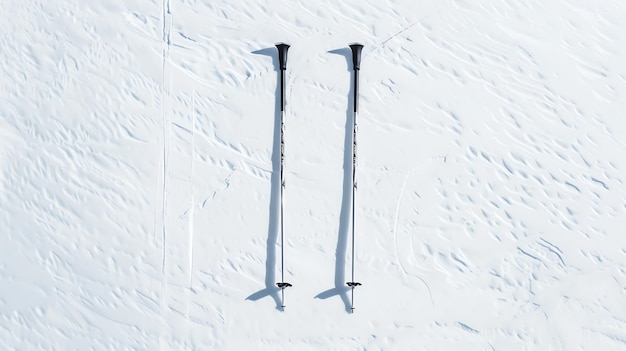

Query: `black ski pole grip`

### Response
(349, 44, 363, 112)
(275, 43, 290, 112)
(276, 43, 290, 71)
(349, 43, 363, 71)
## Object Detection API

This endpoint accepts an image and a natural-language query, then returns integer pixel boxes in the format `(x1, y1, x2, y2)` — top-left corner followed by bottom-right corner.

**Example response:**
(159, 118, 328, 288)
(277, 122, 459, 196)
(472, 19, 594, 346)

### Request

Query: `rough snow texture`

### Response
(1, 0, 626, 349)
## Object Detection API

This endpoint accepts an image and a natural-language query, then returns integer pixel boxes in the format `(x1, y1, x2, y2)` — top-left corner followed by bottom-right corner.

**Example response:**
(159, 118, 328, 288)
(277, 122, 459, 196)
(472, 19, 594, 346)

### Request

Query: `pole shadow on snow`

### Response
(246, 47, 282, 310)
(314, 48, 353, 313)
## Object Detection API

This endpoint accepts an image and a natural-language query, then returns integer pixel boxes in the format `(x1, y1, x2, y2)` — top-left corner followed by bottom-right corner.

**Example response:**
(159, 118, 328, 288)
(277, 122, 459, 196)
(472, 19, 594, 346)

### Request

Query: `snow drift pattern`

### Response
(1, 0, 625, 349)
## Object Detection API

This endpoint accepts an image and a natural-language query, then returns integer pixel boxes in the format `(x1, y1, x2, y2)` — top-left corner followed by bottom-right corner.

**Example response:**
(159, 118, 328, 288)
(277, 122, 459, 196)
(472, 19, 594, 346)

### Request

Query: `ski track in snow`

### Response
(1, 0, 626, 349)
(159, 0, 172, 348)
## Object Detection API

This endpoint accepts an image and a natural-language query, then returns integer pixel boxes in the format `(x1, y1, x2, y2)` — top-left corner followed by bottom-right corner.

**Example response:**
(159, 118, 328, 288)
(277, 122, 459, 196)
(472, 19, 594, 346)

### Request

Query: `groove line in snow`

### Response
(392, 168, 434, 305)
(186, 90, 196, 317)
(159, 0, 172, 347)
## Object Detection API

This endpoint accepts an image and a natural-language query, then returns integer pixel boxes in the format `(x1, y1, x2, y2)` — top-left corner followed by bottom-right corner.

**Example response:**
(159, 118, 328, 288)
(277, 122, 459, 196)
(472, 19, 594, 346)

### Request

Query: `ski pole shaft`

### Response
(352, 110, 357, 284)
(280, 110, 285, 284)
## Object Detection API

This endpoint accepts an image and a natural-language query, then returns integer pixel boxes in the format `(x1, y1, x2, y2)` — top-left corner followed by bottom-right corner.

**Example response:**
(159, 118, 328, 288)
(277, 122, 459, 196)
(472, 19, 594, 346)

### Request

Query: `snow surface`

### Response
(2, 0, 626, 349)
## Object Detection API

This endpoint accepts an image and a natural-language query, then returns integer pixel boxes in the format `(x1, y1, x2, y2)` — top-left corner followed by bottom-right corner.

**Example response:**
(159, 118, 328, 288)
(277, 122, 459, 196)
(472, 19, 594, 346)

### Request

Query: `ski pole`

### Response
(275, 43, 292, 310)
(347, 43, 363, 313)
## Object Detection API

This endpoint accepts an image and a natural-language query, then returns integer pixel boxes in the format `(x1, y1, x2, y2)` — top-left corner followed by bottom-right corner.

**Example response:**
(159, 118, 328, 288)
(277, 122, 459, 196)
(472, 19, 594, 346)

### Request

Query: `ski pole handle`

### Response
(349, 43, 363, 71)
(349, 44, 363, 113)
(275, 43, 290, 112)
(276, 43, 290, 71)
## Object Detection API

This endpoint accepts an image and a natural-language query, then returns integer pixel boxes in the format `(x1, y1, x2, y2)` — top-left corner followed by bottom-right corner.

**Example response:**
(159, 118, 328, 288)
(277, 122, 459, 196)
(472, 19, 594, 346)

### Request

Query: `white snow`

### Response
(2, 0, 626, 349)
